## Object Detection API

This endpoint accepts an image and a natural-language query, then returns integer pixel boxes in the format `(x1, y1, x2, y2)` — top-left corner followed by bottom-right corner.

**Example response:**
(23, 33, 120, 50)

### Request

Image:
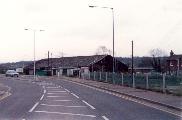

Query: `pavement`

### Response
(58, 76, 182, 112)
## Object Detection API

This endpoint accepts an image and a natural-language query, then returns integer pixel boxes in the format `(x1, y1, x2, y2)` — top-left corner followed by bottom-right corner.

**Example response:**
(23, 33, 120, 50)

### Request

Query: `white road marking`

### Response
(82, 100, 96, 110)
(52, 100, 72, 102)
(71, 93, 79, 99)
(63, 79, 182, 118)
(46, 87, 59, 88)
(102, 116, 109, 120)
(64, 89, 70, 93)
(29, 102, 39, 112)
(48, 91, 67, 93)
(47, 93, 68, 95)
(40, 104, 87, 108)
(34, 111, 96, 118)
(47, 96, 67, 98)
(40, 94, 44, 100)
(44, 90, 46, 94)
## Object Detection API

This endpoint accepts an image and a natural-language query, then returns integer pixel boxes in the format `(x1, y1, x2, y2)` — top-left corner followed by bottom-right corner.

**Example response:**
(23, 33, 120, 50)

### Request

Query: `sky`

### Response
(0, 0, 182, 63)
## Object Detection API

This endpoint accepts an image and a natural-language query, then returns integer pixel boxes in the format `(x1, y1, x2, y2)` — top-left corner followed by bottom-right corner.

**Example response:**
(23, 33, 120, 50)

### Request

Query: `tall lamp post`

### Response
(24, 28, 44, 80)
(89, 5, 115, 80)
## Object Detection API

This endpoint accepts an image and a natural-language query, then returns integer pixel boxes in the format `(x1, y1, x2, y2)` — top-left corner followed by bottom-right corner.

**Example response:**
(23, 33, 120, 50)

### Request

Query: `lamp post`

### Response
(89, 5, 115, 74)
(24, 28, 44, 80)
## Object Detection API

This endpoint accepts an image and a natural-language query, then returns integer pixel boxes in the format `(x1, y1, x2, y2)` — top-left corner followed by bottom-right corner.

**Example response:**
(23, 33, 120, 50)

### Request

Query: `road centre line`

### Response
(40, 94, 45, 100)
(34, 111, 96, 118)
(29, 102, 39, 112)
(40, 103, 87, 108)
(82, 100, 96, 110)
(102, 116, 109, 120)
(71, 93, 79, 99)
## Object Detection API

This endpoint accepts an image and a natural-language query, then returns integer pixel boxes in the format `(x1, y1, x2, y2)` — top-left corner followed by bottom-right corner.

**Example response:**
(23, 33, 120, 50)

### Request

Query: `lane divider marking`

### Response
(71, 93, 79, 99)
(82, 100, 96, 110)
(47, 93, 68, 95)
(29, 102, 39, 112)
(40, 94, 44, 101)
(34, 111, 96, 118)
(64, 89, 70, 93)
(102, 116, 109, 120)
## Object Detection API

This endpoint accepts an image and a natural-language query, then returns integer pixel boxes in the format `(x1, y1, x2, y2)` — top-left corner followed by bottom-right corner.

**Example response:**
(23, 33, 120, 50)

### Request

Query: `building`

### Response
(24, 55, 128, 76)
(166, 50, 182, 75)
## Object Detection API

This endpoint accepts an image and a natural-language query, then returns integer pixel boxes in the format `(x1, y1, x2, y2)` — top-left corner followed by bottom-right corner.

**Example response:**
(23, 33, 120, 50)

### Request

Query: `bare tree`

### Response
(95, 46, 112, 55)
(149, 48, 167, 73)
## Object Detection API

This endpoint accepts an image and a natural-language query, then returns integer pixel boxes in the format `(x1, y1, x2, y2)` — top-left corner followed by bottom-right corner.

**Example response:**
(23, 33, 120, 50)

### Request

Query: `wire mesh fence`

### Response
(80, 72, 182, 95)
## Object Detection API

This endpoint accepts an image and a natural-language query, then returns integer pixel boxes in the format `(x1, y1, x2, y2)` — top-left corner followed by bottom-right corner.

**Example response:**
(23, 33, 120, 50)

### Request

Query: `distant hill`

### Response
(0, 61, 32, 73)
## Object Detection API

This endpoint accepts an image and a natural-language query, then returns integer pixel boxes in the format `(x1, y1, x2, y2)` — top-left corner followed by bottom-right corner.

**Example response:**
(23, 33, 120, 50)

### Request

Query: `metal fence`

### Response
(80, 72, 182, 95)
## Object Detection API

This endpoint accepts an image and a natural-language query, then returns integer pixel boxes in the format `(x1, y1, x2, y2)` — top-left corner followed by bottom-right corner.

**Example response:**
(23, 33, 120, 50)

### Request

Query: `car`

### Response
(5, 70, 19, 77)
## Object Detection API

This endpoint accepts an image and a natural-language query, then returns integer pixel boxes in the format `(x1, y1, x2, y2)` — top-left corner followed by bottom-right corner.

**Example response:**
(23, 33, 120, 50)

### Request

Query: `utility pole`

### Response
(132, 41, 135, 87)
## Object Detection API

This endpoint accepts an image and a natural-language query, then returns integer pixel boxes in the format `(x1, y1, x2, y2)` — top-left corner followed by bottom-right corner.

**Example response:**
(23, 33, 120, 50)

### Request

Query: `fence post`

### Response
(162, 73, 166, 93)
(132, 74, 135, 88)
(89, 72, 91, 80)
(106, 72, 108, 82)
(83, 73, 84, 80)
(146, 73, 149, 89)
(121, 73, 124, 86)
(100, 72, 101, 81)
(94, 71, 95, 80)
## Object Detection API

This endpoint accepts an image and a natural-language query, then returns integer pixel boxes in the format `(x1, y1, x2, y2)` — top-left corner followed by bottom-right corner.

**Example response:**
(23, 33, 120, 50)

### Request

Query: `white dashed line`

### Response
(64, 89, 70, 93)
(71, 93, 79, 99)
(29, 102, 39, 112)
(82, 100, 96, 110)
(44, 90, 46, 94)
(34, 111, 96, 118)
(40, 94, 44, 100)
(40, 104, 87, 108)
(102, 116, 109, 120)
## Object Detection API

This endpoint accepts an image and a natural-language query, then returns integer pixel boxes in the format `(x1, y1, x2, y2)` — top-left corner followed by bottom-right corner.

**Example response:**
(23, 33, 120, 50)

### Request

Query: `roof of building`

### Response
(167, 54, 182, 60)
(25, 55, 109, 69)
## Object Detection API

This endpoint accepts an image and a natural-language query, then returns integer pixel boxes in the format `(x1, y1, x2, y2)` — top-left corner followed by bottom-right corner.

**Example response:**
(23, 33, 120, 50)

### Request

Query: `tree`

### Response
(149, 48, 167, 73)
(95, 46, 112, 55)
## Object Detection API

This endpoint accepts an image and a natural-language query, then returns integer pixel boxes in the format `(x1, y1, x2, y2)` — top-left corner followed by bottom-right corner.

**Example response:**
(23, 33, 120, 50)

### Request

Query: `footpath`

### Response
(59, 76, 182, 112)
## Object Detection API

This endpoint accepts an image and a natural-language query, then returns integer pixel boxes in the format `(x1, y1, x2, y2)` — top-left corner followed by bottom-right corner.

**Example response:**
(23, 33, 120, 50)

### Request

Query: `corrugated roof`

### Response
(25, 55, 107, 69)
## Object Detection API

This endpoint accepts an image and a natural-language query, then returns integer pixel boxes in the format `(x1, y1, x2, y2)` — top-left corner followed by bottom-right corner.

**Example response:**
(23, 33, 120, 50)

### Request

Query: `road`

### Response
(0, 76, 181, 120)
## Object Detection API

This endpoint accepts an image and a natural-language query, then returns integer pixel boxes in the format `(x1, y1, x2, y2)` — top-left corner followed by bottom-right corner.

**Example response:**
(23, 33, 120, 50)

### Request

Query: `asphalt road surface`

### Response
(0, 76, 181, 120)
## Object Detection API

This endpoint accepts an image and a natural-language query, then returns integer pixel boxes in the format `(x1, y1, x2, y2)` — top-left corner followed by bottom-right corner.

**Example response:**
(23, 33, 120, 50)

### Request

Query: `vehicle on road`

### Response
(5, 70, 19, 77)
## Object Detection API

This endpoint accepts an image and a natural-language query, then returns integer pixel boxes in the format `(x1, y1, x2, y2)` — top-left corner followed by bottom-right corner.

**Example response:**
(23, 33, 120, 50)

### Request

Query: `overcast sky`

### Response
(0, 0, 182, 63)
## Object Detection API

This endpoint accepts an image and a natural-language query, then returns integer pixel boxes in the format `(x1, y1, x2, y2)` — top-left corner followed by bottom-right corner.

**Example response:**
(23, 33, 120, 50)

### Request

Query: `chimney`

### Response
(170, 50, 174, 56)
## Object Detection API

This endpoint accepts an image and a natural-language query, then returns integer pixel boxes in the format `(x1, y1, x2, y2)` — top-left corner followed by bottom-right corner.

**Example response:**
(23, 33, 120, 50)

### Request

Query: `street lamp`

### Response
(89, 5, 115, 80)
(24, 28, 44, 80)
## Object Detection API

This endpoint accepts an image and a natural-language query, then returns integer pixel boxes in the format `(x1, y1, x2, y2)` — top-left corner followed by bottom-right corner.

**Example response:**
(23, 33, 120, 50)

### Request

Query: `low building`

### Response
(166, 50, 182, 75)
(24, 55, 128, 76)
(128, 67, 154, 74)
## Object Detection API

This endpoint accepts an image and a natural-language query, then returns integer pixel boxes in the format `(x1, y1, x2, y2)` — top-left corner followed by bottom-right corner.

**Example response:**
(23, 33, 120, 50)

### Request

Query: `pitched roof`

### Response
(25, 55, 108, 69)
(168, 54, 182, 60)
